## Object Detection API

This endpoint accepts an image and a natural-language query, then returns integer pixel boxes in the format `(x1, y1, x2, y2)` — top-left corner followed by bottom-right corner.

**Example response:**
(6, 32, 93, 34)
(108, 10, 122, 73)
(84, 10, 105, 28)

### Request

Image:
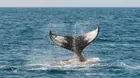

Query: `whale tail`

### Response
(49, 25, 100, 62)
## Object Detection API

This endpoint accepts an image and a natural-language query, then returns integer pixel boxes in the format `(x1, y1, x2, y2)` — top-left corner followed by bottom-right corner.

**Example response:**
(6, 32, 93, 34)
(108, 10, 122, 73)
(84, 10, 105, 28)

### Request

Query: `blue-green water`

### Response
(0, 8, 140, 78)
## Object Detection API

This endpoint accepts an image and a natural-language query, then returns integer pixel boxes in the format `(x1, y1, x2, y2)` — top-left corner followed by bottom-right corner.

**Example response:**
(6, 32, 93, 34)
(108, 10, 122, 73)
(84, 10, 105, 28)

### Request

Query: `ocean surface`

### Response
(0, 8, 140, 78)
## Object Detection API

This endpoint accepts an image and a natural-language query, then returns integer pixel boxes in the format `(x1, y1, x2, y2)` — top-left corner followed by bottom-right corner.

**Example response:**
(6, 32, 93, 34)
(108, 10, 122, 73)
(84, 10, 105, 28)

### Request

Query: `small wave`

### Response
(0, 66, 18, 73)
(120, 62, 140, 70)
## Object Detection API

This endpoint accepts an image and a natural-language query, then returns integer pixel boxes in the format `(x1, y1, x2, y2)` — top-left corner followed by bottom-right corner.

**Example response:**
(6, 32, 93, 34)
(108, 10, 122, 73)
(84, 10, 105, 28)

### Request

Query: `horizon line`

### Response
(0, 6, 140, 8)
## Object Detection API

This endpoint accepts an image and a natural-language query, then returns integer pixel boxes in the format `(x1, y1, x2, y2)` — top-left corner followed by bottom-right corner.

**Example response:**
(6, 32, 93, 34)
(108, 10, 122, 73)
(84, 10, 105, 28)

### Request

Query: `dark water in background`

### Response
(0, 8, 140, 78)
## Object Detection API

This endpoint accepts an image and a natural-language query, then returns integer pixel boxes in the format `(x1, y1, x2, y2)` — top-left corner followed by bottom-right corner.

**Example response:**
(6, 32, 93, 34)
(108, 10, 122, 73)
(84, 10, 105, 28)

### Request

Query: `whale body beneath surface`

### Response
(49, 25, 100, 62)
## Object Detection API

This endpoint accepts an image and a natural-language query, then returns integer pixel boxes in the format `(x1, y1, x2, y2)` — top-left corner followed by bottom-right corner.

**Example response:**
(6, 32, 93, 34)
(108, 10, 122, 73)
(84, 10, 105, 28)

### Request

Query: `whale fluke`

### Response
(49, 25, 100, 62)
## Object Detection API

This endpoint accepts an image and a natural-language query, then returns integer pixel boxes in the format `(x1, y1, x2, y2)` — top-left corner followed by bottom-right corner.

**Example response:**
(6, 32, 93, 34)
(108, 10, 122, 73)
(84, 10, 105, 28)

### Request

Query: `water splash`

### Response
(25, 57, 100, 70)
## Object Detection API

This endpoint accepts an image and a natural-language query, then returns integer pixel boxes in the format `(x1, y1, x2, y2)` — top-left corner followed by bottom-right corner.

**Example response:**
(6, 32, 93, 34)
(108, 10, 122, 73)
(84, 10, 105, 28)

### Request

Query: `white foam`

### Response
(54, 57, 100, 67)
(25, 57, 100, 70)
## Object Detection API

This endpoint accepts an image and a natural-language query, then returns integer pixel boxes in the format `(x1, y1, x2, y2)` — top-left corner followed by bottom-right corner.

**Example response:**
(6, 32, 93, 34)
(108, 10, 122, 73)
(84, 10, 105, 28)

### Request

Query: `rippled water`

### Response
(0, 8, 140, 78)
